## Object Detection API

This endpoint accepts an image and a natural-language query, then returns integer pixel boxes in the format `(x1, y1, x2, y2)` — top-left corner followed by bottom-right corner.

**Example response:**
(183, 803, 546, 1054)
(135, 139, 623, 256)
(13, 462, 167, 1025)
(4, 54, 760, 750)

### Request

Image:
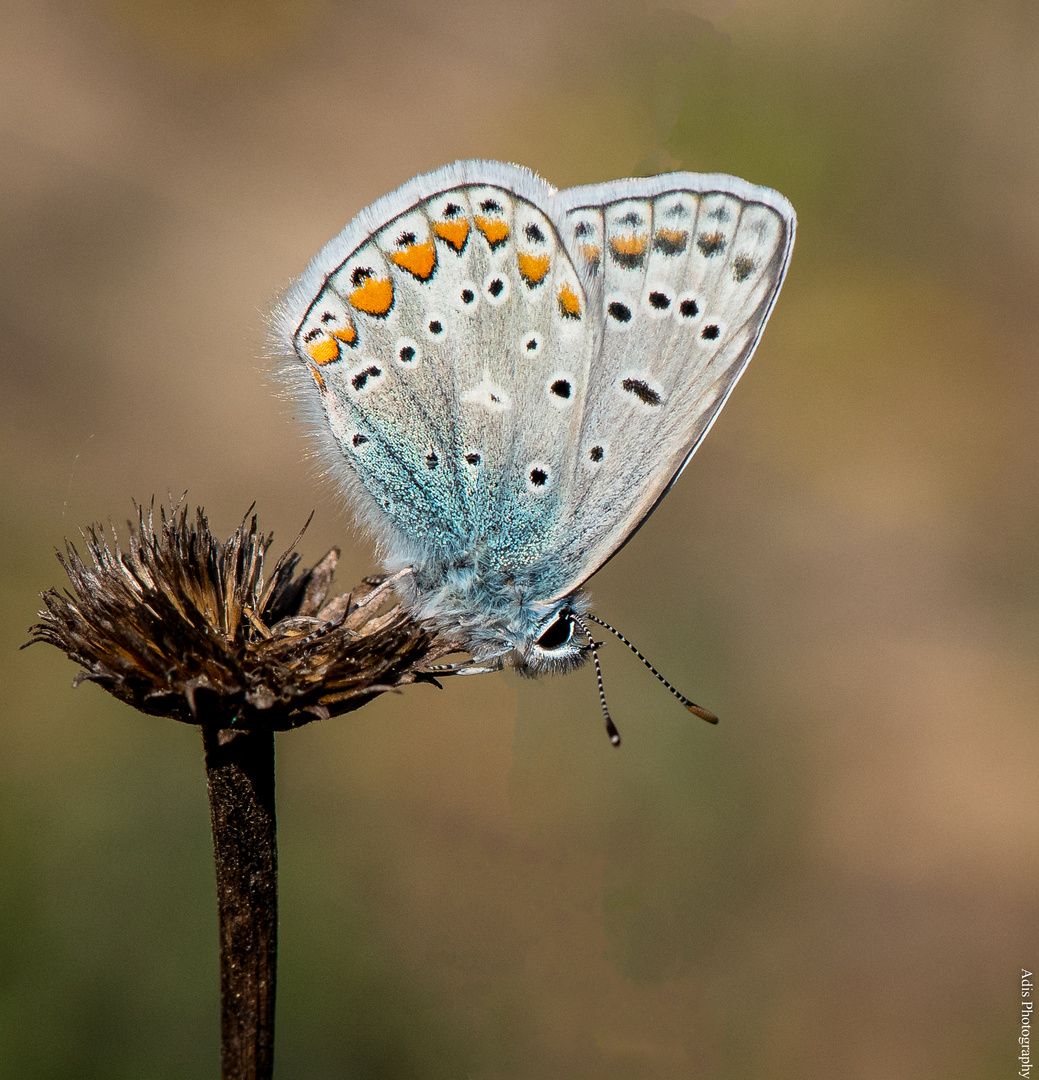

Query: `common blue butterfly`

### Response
(274, 161, 795, 742)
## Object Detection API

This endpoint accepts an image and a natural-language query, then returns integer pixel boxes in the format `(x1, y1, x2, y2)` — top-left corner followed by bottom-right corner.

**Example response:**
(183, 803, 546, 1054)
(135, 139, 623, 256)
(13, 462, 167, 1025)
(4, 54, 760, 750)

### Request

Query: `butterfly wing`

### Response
(542, 173, 796, 600)
(274, 161, 595, 593)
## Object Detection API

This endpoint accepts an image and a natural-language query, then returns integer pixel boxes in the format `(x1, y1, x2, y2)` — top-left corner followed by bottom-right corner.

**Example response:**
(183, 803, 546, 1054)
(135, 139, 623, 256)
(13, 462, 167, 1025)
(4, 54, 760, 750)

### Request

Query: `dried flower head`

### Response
(27, 502, 464, 729)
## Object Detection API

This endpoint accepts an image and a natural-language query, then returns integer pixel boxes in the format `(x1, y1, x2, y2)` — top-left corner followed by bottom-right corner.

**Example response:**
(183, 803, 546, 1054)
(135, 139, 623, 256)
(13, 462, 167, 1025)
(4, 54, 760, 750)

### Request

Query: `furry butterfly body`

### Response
(275, 161, 794, 677)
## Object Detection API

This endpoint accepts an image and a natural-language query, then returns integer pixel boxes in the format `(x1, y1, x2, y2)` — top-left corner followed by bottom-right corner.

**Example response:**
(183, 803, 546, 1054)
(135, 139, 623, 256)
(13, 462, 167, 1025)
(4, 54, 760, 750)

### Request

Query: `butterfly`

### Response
(274, 161, 795, 742)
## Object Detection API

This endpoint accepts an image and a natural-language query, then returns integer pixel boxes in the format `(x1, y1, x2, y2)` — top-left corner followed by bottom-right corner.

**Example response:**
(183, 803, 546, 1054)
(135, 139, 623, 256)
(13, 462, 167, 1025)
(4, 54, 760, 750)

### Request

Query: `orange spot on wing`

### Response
(610, 233, 647, 257)
(309, 366, 326, 391)
(305, 335, 340, 365)
(331, 319, 357, 346)
(653, 228, 688, 255)
(391, 240, 437, 280)
(557, 282, 581, 319)
(433, 219, 470, 252)
(579, 243, 601, 266)
(475, 215, 510, 248)
(349, 276, 394, 316)
(517, 251, 551, 286)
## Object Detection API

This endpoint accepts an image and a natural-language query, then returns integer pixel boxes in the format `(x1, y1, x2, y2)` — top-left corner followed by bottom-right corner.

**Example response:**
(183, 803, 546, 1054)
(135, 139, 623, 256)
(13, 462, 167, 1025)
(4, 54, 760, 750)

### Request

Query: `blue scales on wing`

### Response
(284, 165, 596, 599)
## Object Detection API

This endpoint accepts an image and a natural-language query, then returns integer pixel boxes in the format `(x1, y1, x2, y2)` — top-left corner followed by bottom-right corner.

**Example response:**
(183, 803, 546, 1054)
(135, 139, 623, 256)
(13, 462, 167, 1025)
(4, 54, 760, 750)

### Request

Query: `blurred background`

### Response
(3, 0, 1037, 1076)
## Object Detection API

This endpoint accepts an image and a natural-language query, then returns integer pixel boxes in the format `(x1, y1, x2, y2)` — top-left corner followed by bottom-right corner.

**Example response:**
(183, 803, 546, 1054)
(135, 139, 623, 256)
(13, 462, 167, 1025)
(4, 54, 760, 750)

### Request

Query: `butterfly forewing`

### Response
(547, 175, 795, 598)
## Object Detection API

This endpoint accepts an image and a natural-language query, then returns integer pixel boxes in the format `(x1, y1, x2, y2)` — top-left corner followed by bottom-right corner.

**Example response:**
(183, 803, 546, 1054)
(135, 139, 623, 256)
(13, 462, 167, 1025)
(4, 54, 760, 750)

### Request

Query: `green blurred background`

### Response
(3, 0, 1037, 1076)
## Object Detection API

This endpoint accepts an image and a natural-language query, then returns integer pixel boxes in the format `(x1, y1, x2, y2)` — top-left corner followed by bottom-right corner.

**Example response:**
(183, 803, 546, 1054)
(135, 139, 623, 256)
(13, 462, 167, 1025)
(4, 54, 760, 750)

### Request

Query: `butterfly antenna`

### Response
(574, 616, 621, 747)
(584, 613, 718, 724)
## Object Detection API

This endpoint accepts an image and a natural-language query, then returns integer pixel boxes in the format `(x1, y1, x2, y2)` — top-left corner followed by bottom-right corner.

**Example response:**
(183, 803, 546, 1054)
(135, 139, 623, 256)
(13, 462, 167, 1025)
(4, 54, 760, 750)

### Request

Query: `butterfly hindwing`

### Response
(470, 192, 593, 585)
(280, 162, 595, 587)
(293, 226, 464, 551)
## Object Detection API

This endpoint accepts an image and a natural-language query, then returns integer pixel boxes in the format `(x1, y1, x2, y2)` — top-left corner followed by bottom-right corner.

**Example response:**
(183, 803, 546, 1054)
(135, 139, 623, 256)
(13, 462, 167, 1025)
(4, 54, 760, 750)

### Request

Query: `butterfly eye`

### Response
(536, 613, 574, 651)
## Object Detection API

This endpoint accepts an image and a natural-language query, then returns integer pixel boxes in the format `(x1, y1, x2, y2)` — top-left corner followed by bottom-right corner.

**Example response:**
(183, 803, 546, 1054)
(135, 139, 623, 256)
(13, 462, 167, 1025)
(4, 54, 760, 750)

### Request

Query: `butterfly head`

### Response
(517, 603, 589, 676)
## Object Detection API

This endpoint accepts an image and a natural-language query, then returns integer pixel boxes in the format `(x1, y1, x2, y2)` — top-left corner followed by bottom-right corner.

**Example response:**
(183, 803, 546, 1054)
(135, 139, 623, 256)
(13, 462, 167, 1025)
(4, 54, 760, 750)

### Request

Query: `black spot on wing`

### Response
(653, 230, 688, 255)
(621, 378, 661, 405)
(697, 233, 726, 257)
(733, 255, 755, 282)
(351, 365, 381, 391)
(610, 245, 645, 270)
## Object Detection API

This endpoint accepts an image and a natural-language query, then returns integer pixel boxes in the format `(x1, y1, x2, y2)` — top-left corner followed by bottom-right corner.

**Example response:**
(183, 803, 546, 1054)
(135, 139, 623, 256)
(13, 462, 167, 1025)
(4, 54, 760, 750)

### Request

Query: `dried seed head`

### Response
(27, 502, 465, 730)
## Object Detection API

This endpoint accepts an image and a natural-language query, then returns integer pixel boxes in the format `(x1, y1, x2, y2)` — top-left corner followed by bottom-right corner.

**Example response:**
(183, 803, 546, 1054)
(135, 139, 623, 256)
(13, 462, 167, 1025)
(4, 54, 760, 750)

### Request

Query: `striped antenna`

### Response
(584, 613, 718, 724)
(574, 616, 621, 747)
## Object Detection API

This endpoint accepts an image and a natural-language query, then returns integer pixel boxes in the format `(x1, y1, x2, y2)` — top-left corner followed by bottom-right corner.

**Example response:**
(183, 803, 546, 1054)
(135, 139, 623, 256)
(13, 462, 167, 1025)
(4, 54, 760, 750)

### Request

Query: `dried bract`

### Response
(27, 504, 464, 729)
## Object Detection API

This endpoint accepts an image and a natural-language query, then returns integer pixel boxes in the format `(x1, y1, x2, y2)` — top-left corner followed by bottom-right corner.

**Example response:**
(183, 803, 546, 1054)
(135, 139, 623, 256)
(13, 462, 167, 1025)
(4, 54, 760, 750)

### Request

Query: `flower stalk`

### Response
(27, 503, 462, 1080)
(204, 725, 277, 1080)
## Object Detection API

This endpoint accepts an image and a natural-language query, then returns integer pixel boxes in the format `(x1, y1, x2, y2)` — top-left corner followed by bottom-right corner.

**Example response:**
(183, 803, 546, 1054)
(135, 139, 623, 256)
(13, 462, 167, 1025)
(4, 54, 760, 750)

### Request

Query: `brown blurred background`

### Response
(4, 0, 1037, 1076)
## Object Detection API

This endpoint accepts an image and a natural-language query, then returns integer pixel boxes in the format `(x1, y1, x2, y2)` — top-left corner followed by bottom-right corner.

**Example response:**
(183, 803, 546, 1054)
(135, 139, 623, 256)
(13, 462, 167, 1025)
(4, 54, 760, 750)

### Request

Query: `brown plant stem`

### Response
(28, 504, 468, 1079)
(203, 725, 277, 1080)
